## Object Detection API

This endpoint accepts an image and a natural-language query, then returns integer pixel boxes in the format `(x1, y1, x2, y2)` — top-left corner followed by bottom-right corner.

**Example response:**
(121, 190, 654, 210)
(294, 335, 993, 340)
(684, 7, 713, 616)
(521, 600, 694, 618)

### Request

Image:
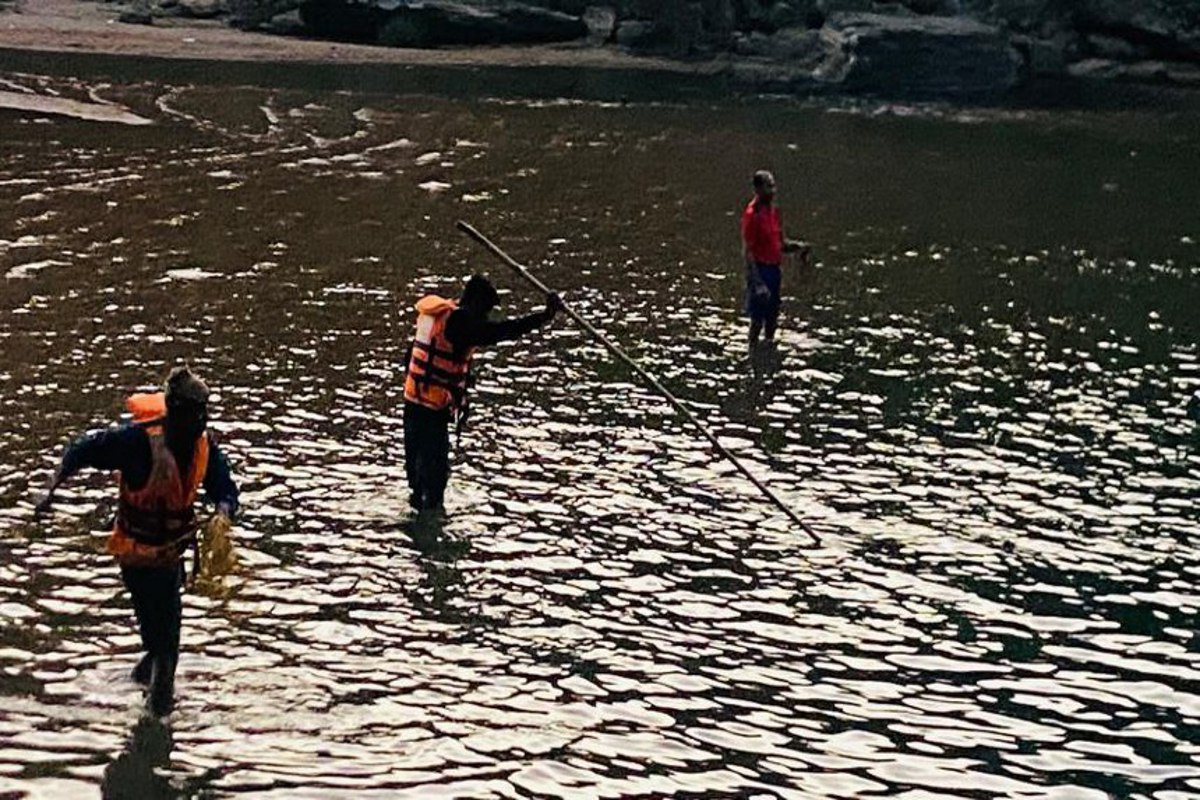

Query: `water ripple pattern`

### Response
(0, 69, 1198, 798)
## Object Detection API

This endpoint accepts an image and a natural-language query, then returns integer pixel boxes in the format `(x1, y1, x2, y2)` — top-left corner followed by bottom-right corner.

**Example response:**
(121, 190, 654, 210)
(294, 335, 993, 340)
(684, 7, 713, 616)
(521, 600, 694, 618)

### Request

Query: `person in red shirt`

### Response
(741, 170, 809, 348)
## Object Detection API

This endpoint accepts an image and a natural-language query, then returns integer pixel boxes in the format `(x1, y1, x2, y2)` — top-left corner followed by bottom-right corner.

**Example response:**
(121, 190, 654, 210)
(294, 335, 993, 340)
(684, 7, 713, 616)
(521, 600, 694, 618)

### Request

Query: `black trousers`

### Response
(120, 564, 182, 661)
(404, 401, 452, 511)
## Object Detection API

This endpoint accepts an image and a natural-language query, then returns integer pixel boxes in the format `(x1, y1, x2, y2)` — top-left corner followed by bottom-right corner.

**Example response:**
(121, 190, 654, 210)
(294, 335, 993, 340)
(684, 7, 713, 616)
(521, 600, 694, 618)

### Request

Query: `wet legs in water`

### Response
(748, 308, 780, 349)
(747, 263, 782, 349)
(404, 402, 451, 513)
(121, 565, 181, 716)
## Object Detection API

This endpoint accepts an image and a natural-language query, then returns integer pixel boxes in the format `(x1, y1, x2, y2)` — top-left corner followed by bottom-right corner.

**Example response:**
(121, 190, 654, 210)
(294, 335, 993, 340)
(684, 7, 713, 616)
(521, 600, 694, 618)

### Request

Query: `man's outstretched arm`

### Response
(35, 426, 148, 514)
(445, 294, 562, 350)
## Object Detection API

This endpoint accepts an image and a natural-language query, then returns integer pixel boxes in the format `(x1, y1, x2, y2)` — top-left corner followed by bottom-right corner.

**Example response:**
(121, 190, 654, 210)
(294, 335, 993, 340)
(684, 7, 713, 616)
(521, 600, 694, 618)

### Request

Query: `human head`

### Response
(164, 366, 209, 440)
(753, 169, 776, 202)
(460, 274, 499, 316)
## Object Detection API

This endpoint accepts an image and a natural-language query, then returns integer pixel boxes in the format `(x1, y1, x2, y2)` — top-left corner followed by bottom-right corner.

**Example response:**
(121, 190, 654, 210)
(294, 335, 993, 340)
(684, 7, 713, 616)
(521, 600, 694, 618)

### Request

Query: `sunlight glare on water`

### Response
(0, 66, 1198, 798)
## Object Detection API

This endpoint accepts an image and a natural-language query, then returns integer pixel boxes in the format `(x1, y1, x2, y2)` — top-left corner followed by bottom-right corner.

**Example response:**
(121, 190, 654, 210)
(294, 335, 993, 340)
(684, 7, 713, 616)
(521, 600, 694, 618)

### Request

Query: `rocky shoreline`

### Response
(239, 0, 1200, 96)
(4, 0, 1200, 98)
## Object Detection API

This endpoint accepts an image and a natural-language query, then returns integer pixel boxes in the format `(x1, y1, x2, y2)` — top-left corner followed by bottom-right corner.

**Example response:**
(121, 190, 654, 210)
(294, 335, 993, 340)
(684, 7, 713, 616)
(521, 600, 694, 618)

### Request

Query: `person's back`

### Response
(401, 274, 562, 514)
(35, 367, 238, 717)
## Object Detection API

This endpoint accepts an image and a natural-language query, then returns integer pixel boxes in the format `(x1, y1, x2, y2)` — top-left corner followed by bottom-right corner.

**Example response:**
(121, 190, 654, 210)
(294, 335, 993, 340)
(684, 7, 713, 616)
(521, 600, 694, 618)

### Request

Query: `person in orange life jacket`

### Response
(742, 169, 809, 349)
(403, 274, 563, 513)
(34, 367, 238, 717)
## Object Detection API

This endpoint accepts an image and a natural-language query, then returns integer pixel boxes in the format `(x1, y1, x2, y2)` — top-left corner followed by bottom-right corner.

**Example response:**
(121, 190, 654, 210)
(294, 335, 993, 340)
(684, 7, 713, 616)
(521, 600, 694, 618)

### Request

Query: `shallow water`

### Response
(0, 64, 1198, 798)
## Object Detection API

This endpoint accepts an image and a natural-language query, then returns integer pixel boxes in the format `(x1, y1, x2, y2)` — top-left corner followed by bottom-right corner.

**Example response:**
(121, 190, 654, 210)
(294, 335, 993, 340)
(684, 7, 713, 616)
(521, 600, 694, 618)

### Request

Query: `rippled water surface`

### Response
(1, 62, 1199, 798)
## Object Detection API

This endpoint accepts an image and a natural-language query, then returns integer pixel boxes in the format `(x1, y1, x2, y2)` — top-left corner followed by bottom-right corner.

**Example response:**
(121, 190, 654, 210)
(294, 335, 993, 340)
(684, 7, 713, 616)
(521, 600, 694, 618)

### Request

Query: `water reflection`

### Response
(0, 66, 1198, 797)
(404, 513, 477, 624)
(101, 717, 174, 800)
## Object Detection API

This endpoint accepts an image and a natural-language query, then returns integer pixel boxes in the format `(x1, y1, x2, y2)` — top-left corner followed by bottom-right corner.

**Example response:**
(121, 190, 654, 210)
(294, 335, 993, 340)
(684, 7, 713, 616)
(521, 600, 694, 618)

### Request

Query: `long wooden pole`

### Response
(456, 220, 821, 546)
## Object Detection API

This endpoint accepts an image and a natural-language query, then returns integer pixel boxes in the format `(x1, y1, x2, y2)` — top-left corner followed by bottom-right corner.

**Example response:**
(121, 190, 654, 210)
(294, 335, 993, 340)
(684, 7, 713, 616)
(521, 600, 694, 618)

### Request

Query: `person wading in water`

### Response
(741, 169, 811, 349)
(35, 367, 238, 716)
(403, 274, 562, 515)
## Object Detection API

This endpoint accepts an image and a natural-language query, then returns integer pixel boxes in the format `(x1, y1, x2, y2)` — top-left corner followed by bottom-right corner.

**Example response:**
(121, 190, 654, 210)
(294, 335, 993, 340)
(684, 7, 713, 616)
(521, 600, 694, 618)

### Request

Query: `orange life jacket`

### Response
(403, 295, 474, 413)
(106, 392, 210, 568)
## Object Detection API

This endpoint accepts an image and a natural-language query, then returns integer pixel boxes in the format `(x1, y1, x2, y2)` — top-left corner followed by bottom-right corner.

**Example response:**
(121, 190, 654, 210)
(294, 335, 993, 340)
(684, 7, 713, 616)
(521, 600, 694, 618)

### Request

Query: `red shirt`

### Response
(741, 197, 782, 265)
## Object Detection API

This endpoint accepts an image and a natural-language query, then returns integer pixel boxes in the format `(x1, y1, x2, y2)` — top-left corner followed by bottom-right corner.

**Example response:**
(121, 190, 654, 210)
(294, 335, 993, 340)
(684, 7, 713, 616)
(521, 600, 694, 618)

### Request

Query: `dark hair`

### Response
(461, 274, 499, 310)
(753, 170, 775, 190)
(164, 366, 209, 406)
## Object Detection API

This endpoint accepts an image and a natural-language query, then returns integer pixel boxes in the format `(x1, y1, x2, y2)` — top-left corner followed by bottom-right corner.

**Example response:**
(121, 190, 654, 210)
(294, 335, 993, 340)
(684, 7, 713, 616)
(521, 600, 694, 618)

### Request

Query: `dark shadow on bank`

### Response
(3, 45, 1200, 113)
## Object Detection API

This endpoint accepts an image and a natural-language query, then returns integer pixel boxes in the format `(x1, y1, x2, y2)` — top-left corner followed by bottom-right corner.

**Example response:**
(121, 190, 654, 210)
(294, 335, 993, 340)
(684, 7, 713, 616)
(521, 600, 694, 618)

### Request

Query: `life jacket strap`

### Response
(411, 339, 458, 361)
(413, 359, 469, 388)
(118, 501, 197, 546)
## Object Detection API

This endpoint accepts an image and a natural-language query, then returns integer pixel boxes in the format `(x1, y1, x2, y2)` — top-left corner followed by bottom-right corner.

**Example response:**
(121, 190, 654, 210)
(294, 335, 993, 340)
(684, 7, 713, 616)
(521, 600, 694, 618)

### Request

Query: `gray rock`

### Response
(1064, 55, 1200, 85)
(1164, 61, 1200, 85)
(1027, 35, 1069, 75)
(300, 0, 589, 47)
(1073, 0, 1200, 62)
(762, 0, 804, 28)
(902, 0, 959, 14)
(263, 7, 306, 34)
(1122, 60, 1171, 82)
(1072, 58, 1200, 85)
(821, 12, 1022, 95)
(731, 58, 820, 88)
(1066, 57, 1123, 79)
(817, 0, 873, 14)
(151, 1, 182, 17)
(959, 0, 1053, 30)
(176, 0, 225, 17)
(707, 0, 739, 35)
(730, 31, 760, 55)
(731, 29, 838, 90)
(227, 0, 298, 29)
(731, 10, 1026, 95)
(614, 19, 653, 47)
(118, 7, 155, 23)
(583, 5, 615, 43)
(736, 24, 825, 59)
(535, 0, 590, 14)
(1085, 32, 1143, 60)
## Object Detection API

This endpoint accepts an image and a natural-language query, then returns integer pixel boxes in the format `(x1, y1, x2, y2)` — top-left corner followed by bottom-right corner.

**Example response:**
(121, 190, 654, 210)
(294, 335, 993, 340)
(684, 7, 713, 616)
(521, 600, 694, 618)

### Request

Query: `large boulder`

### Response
(733, 24, 826, 59)
(119, 7, 156, 24)
(730, 24, 832, 88)
(262, 7, 306, 33)
(228, 0, 304, 29)
(119, 0, 156, 24)
(614, 18, 653, 46)
(616, 0, 745, 53)
(819, 12, 1022, 94)
(583, 5, 616, 43)
(1068, 57, 1200, 85)
(958, 0, 1055, 32)
(1072, 0, 1200, 62)
(730, 11, 1023, 96)
(1010, 31, 1077, 76)
(176, 0, 227, 17)
(299, 0, 589, 46)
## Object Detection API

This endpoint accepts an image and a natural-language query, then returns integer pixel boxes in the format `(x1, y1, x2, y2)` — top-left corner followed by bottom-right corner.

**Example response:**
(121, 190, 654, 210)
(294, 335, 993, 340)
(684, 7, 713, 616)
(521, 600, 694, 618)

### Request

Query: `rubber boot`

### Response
(148, 653, 177, 717)
(132, 652, 153, 686)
